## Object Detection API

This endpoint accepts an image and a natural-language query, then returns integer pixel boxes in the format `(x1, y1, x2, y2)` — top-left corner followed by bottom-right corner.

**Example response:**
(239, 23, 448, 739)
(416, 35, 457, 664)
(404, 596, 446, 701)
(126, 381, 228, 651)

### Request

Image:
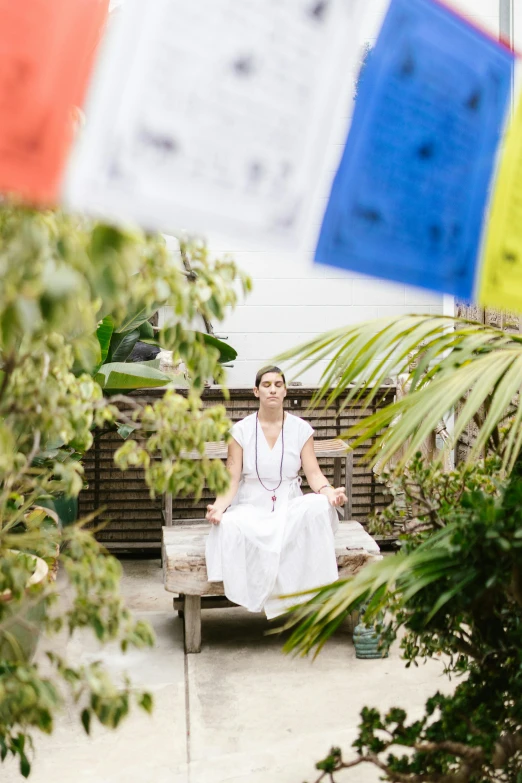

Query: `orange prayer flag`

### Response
(0, 0, 109, 206)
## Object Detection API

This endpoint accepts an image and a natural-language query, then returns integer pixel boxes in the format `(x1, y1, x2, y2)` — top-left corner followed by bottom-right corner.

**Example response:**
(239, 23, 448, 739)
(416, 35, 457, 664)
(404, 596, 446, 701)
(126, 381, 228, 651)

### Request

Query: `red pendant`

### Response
(272, 495, 277, 503)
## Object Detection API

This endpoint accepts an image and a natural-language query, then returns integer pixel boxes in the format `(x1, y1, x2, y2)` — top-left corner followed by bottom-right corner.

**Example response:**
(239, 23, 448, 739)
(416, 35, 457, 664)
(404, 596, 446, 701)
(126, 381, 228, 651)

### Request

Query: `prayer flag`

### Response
(0, 0, 109, 205)
(64, 0, 356, 249)
(315, 0, 514, 300)
(478, 94, 522, 311)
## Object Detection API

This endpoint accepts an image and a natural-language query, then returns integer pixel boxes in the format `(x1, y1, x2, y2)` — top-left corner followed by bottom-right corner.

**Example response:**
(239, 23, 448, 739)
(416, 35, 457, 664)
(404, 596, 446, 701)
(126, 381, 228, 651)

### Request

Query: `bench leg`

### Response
(183, 595, 202, 653)
(345, 451, 353, 520)
(333, 457, 342, 494)
(333, 457, 343, 518)
(173, 595, 184, 619)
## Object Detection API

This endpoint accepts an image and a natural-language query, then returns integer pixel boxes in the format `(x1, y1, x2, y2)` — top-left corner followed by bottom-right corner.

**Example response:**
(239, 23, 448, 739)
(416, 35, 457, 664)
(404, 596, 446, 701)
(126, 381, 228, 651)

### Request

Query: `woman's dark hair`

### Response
(255, 365, 286, 388)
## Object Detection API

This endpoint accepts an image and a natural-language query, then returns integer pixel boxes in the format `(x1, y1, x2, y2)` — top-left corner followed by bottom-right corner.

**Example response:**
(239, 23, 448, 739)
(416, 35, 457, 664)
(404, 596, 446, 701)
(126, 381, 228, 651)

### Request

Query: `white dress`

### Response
(205, 413, 339, 619)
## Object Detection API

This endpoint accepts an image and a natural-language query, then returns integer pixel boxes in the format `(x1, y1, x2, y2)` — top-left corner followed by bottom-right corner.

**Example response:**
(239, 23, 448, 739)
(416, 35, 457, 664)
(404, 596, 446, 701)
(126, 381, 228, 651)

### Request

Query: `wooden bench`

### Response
(162, 521, 381, 652)
(161, 437, 381, 653)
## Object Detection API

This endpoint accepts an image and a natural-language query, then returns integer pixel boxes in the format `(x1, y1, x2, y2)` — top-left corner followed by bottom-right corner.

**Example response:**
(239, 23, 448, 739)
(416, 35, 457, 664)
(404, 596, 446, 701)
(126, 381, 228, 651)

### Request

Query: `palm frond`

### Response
(282, 526, 465, 658)
(276, 315, 522, 470)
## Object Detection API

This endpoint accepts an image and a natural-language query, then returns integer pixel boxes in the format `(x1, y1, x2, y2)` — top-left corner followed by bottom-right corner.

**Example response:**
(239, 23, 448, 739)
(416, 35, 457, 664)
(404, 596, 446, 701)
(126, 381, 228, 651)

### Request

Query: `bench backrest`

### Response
(181, 438, 351, 460)
(165, 438, 354, 525)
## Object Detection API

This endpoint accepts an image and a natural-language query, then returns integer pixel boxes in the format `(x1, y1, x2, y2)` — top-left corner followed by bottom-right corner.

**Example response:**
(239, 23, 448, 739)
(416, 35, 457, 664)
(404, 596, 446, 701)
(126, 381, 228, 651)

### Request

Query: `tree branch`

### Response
(310, 740, 488, 783)
(412, 740, 483, 762)
(25, 430, 41, 469)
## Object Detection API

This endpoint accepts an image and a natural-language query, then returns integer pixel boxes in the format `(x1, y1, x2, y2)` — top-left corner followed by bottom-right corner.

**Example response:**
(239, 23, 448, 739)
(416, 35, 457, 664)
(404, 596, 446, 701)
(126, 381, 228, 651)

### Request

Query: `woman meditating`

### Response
(205, 366, 347, 619)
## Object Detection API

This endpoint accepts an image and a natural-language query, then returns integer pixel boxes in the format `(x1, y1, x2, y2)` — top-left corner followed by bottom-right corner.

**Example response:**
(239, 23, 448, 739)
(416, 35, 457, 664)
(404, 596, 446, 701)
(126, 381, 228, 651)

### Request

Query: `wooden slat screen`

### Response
(79, 385, 395, 549)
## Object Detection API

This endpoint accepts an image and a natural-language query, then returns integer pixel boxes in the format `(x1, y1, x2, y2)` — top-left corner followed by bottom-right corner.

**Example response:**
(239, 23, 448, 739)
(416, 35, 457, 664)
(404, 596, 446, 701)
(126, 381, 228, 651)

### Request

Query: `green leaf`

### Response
(152, 329, 236, 362)
(89, 224, 125, 255)
(139, 358, 161, 369)
(20, 754, 30, 778)
(94, 362, 172, 390)
(114, 307, 157, 334)
(96, 316, 115, 364)
(198, 332, 237, 363)
(138, 320, 155, 341)
(424, 572, 476, 622)
(139, 692, 153, 714)
(12, 735, 25, 753)
(81, 709, 91, 735)
(73, 334, 102, 375)
(117, 423, 138, 440)
(107, 329, 140, 363)
(138, 337, 162, 348)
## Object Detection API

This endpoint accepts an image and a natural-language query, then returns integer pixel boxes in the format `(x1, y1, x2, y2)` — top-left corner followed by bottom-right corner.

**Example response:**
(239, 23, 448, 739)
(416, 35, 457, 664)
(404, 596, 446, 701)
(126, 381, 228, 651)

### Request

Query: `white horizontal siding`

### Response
(242, 278, 353, 307)
(211, 250, 364, 279)
(221, 304, 380, 334)
(226, 360, 334, 388)
(217, 266, 445, 385)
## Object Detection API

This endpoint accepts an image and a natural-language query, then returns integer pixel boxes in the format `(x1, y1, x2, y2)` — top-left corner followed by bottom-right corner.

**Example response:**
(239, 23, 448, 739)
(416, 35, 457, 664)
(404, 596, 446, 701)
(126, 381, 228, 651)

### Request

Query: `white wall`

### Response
(213, 253, 443, 386)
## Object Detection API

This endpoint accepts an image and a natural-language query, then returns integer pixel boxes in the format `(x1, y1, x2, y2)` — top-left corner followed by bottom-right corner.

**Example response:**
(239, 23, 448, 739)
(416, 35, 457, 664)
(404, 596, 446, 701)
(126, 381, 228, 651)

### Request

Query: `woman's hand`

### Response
(322, 487, 347, 508)
(206, 503, 224, 525)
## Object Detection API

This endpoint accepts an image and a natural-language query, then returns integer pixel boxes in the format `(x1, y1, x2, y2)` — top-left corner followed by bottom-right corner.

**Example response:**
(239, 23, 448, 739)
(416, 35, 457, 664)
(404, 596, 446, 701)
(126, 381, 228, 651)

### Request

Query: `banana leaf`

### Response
(138, 360, 189, 387)
(138, 320, 155, 340)
(200, 333, 237, 363)
(114, 306, 157, 334)
(140, 329, 237, 363)
(96, 315, 115, 364)
(94, 362, 172, 391)
(107, 329, 141, 363)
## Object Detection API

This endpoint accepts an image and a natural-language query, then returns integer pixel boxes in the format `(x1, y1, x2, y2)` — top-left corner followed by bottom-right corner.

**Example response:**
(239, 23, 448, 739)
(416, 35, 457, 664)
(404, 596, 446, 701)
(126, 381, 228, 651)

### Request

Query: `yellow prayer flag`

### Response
(479, 95, 522, 312)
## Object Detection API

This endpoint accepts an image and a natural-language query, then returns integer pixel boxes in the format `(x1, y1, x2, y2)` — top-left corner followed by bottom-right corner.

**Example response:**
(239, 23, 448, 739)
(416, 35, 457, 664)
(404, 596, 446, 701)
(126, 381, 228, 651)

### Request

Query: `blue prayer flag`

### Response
(315, 0, 514, 299)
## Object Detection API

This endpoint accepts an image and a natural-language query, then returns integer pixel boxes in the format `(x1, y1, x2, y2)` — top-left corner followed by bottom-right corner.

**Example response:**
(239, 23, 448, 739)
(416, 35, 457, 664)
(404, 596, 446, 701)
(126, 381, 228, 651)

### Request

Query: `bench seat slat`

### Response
(162, 521, 380, 597)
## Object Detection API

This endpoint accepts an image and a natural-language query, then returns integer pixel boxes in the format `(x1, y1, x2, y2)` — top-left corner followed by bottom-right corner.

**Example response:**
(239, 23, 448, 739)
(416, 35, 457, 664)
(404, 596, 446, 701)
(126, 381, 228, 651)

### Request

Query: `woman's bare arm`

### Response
(300, 436, 347, 508)
(206, 438, 243, 524)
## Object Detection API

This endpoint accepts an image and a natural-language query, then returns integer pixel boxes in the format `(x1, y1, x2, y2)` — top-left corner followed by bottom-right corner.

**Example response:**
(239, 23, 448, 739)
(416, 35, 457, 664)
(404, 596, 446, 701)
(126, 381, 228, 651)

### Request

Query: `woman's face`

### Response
(254, 372, 287, 407)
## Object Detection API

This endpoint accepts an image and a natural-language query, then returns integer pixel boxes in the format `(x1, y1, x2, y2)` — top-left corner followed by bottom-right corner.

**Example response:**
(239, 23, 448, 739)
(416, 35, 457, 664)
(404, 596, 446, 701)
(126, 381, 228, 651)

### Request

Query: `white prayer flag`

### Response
(64, 0, 357, 250)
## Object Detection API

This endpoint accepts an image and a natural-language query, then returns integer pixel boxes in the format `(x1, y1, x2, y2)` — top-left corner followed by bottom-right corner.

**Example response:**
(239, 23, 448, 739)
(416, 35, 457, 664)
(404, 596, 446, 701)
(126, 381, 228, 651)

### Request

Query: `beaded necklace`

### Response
(255, 411, 285, 512)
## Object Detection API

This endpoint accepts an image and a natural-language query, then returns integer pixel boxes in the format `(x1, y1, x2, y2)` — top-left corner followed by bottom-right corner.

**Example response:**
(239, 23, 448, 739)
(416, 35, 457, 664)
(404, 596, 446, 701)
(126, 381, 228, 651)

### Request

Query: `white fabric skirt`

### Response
(205, 493, 339, 619)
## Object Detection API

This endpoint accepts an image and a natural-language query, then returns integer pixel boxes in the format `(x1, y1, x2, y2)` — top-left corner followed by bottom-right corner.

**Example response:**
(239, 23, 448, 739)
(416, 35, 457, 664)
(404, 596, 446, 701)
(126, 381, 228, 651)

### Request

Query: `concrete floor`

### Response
(3, 559, 452, 783)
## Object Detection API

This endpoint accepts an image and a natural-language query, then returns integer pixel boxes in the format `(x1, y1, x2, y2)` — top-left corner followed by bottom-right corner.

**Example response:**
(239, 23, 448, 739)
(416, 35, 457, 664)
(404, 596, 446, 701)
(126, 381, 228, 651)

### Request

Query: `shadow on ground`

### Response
(2, 558, 452, 783)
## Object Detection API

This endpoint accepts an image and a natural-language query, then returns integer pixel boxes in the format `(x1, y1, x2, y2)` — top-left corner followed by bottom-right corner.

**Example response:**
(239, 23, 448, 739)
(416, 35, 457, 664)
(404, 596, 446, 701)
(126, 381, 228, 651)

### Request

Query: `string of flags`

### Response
(63, 0, 357, 250)
(315, 0, 514, 303)
(0, 0, 109, 204)
(1, 0, 522, 311)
